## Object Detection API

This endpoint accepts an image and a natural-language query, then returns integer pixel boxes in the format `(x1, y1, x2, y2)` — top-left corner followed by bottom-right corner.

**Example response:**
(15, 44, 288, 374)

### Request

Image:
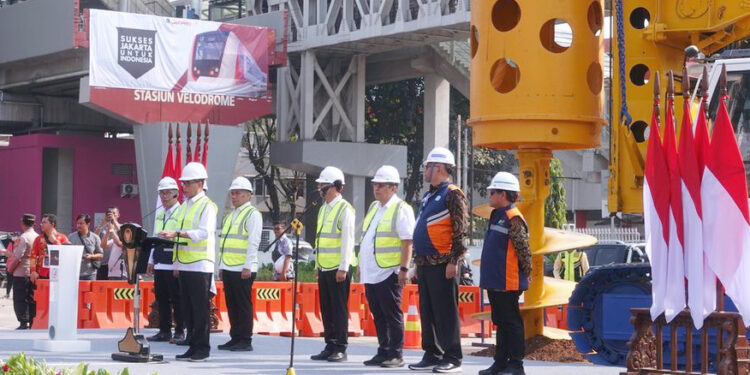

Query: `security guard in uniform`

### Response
(159, 162, 217, 362)
(147, 177, 185, 343)
(310, 166, 356, 362)
(217, 176, 262, 352)
(479, 172, 531, 375)
(409, 147, 467, 374)
(360, 166, 415, 368)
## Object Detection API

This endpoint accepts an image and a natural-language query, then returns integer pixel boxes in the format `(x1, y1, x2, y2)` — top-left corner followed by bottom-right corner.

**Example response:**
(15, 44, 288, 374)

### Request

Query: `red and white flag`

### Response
(678, 97, 708, 328)
(644, 101, 671, 321)
(693, 98, 717, 322)
(701, 92, 750, 322)
(663, 96, 686, 322)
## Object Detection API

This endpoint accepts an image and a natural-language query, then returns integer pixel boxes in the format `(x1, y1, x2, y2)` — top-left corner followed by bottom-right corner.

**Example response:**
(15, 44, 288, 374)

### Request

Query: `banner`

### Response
(86, 9, 275, 125)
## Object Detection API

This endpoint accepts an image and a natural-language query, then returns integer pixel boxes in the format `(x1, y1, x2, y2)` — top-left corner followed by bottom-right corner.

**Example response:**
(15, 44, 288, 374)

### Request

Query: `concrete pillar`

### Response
(423, 74, 450, 158)
(300, 51, 316, 140)
(343, 174, 366, 238)
(133, 122, 244, 234)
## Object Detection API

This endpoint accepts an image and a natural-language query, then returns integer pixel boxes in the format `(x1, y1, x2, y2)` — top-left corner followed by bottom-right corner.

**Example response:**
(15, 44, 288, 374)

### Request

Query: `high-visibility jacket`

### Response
(171, 195, 217, 264)
(479, 205, 529, 291)
(315, 198, 356, 270)
(560, 251, 584, 281)
(153, 204, 179, 265)
(361, 199, 406, 268)
(218, 204, 257, 267)
(413, 182, 463, 256)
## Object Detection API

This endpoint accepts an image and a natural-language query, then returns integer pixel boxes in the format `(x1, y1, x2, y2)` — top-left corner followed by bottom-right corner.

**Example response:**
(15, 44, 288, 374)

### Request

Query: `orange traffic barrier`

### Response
(32, 280, 92, 330)
(360, 289, 378, 336)
(252, 281, 295, 335)
(545, 305, 568, 330)
(296, 282, 324, 337)
(458, 285, 488, 337)
(347, 283, 364, 337)
(404, 294, 421, 349)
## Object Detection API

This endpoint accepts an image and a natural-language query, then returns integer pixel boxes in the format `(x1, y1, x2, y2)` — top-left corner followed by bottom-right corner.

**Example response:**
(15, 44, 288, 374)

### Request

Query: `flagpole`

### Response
(715, 64, 728, 312)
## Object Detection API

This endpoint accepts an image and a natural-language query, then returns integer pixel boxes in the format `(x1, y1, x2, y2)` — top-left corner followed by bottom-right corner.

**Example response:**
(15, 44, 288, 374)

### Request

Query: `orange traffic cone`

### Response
(404, 294, 421, 349)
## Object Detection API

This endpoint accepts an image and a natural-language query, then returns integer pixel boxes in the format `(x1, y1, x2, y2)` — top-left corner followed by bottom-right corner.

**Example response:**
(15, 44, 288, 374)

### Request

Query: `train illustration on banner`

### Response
(185, 30, 267, 96)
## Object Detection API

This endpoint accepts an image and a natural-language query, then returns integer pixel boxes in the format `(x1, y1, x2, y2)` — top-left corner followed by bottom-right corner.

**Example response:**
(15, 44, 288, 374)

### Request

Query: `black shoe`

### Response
(172, 332, 185, 342)
(229, 342, 253, 352)
(310, 350, 332, 360)
(499, 366, 525, 375)
(174, 337, 190, 346)
(479, 362, 506, 375)
(364, 354, 387, 366)
(15, 323, 28, 330)
(188, 352, 209, 362)
(148, 332, 172, 342)
(218, 339, 239, 350)
(409, 358, 441, 371)
(327, 352, 347, 362)
(433, 362, 462, 373)
(175, 350, 195, 361)
(380, 357, 405, 368)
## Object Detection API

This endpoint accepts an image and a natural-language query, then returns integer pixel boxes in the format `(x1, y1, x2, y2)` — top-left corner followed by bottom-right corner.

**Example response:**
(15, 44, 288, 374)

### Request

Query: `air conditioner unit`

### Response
(120, 183, 139, 198)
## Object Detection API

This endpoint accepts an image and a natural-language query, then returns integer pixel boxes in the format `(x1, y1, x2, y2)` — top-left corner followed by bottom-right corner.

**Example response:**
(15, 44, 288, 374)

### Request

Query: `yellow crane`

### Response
(468, 0, 750, 338)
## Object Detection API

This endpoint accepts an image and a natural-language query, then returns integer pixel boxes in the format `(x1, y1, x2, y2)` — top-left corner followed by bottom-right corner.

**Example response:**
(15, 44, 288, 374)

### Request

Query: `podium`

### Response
(33, 245, 91, 352)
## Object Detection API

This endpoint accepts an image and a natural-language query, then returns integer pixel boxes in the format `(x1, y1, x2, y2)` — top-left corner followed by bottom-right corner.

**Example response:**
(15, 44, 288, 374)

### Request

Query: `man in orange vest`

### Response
(479, 172, 531, 375)
(408, 147, 467, 374)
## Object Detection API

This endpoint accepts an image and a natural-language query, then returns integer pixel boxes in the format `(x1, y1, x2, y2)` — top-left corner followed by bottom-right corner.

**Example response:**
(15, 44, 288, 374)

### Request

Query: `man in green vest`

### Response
(310, 166, 356, 363)
(159, 162, 217, 362)
(217, 176, 262, 352)
(553, 250, 590, 282)
(147, 177, 184, 343)
(360, 165, 415, 368)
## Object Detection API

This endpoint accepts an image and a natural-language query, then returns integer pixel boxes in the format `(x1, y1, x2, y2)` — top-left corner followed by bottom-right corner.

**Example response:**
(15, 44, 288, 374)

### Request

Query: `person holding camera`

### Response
(68, 214, 103, 281)
(96, 207, 123, 280)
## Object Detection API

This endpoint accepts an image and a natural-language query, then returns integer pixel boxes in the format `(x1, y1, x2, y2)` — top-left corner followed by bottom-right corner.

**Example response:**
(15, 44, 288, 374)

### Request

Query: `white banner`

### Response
(89, 9, 269, 98)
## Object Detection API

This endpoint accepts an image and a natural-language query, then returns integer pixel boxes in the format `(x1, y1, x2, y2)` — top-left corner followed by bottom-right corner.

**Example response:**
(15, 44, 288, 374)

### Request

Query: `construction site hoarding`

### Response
(86, 9, 274, 125)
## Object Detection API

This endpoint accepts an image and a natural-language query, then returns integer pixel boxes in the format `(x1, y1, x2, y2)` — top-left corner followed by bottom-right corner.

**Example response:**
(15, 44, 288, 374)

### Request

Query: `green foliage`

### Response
(256, 262, 318, 282)
(0, 353, 148, 375)
(544, 158, 568, 229)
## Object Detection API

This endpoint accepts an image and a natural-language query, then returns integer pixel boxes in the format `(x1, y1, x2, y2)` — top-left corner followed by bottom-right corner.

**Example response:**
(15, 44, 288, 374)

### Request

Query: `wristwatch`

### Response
(399, 267, 409, 273)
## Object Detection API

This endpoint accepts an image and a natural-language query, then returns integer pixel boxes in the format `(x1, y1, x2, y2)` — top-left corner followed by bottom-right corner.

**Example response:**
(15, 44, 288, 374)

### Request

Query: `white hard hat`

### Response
(488, 171, 520, 192)
(372, 165, 400, 184)
(180, 162, 208, 181)
(157, 177, 178, 191)
(315, 166, 345, 185)
(228, 176, 254, 192)
(423, 147, 456, 166)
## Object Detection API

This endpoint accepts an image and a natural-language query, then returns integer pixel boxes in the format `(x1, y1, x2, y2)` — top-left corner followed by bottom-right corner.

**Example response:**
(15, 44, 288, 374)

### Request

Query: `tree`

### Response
(242, 118, 304, 221)
(545, 158, 568, 229)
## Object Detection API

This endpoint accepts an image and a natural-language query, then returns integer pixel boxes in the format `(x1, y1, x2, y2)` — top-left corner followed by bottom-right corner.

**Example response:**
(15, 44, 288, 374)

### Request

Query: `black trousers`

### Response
(319, 268, 351, 353)
(417, 263, 462, 365)
(6, 273, 13, 296)
(154, 269, 184, 335)
(365, 272, 404, 359)
(488, 290, 525, 368)
(179, 271, 212, 355)
(12, 276, 29, 324)
(222, 270, 255, 342)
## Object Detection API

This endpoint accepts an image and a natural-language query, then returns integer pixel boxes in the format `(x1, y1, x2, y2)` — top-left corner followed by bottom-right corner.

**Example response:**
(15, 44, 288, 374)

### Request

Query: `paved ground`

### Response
(0, 288, 625, 375)
(0, 328, 624, 375)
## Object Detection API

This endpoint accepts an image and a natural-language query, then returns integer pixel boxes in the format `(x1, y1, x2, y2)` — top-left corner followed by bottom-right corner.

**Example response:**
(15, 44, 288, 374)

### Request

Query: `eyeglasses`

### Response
(372, 183, 392, 189)
(181, 180, 197, 186)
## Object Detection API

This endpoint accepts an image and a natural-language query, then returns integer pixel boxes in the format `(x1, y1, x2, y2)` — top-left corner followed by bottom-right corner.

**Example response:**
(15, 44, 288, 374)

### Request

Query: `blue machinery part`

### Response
(566, 263, 737, 370)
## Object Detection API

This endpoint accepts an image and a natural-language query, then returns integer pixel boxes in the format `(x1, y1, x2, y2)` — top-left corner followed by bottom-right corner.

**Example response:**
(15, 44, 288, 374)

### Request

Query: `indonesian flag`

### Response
(678, 98, 708, 328)
(174, 126, 184, 202)
(694, 99, 717, 317)
(701, 93, 750, 322)
(663, 97, 686, 322)
(644, 103, 671, 321)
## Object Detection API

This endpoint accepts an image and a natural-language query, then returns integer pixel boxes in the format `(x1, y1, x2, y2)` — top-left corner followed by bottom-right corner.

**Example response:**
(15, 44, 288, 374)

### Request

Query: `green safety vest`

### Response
(169, 195, 217, 264)
(561, 250, 584, 281)
(154, 204, 178, 233)
(361, 200, 405, 268)
(315, 198, 356, 270)
(219, 204, 258, 267)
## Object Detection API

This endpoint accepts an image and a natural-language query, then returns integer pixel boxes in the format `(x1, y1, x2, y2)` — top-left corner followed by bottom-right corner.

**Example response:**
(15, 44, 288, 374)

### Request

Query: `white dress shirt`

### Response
(174, 191, 216, 274)
(218, 201, 262, 273)
(359, 195, 416, 284)
(148, 202, 180, 271)
(319, 194, 355, 272)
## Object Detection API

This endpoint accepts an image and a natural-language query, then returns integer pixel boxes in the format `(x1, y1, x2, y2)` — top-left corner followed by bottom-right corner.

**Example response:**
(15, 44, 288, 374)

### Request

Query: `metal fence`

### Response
(564, 225, 643, 243)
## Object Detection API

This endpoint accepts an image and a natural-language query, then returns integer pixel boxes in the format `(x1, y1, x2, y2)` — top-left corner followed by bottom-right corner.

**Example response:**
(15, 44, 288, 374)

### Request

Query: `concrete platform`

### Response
(0, 328, 625, 374)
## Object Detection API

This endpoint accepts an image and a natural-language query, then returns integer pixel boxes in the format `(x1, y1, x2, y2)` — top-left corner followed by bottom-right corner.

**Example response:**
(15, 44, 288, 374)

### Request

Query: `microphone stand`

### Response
(272, 196, 321, 375)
